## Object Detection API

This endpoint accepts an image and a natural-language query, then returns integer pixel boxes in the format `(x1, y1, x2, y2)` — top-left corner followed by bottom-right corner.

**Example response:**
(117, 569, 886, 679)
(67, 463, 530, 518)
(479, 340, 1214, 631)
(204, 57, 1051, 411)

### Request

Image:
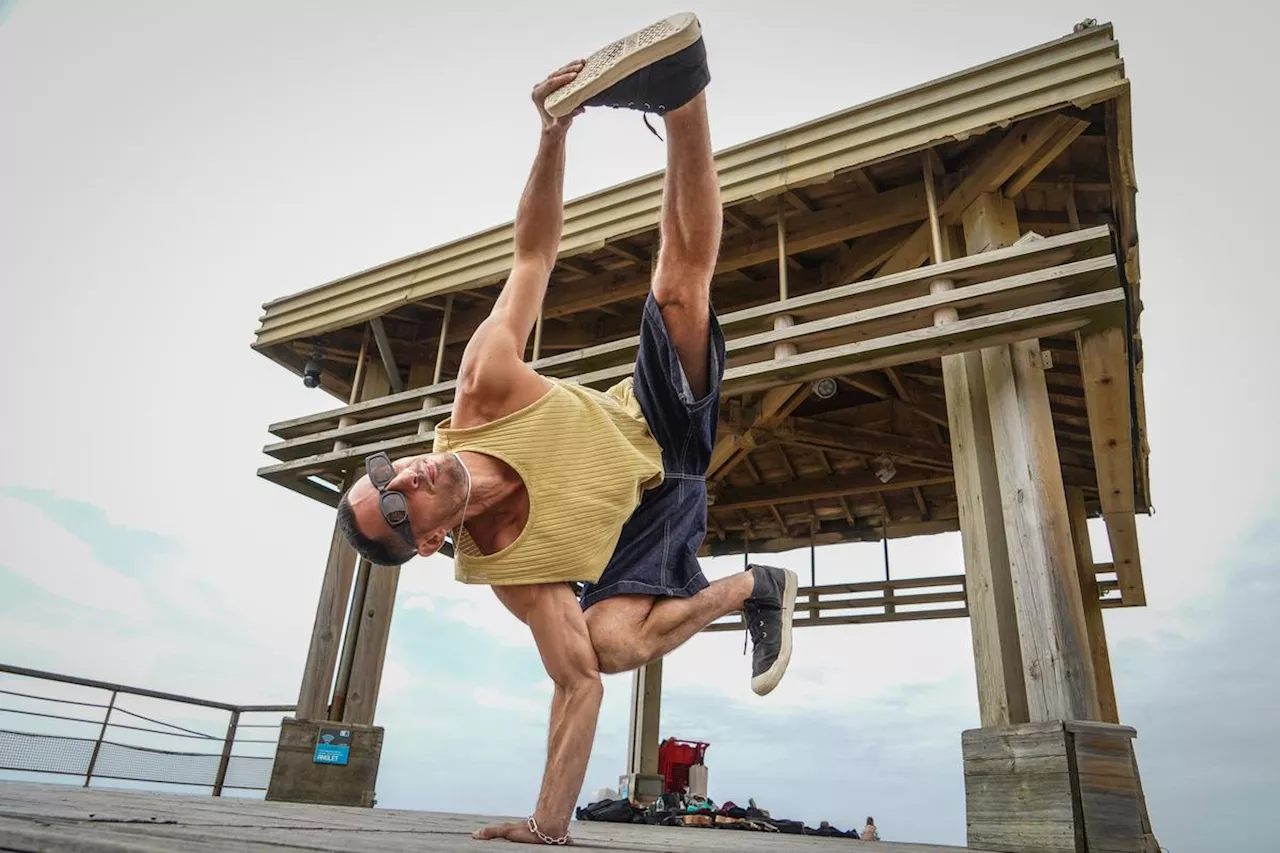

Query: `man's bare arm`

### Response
(461, 61, 585, 382)
(474, 583, 603, 844)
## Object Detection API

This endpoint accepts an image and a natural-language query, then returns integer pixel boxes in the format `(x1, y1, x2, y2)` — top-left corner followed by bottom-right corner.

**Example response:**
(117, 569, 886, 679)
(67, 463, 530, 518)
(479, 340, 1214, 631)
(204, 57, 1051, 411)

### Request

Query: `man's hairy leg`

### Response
(587, 571, 753, 674)
(651, 91, 721, 400)
(474, 582, 602, 844)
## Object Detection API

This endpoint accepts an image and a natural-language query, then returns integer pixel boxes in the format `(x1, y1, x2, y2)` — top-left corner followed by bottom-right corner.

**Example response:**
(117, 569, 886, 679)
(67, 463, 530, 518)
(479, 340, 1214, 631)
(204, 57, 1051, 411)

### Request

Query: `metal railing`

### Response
(0, 663, 293, 795)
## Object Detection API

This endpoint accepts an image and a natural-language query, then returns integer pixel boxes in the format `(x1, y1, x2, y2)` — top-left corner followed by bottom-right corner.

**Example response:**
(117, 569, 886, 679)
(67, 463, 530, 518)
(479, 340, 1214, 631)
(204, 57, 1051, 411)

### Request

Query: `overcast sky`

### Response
(1, 1, 1277, 850)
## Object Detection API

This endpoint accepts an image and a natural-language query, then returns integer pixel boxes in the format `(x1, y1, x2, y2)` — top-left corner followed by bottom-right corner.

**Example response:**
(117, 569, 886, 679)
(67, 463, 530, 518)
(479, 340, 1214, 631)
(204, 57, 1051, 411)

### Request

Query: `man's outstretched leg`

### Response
(578, 25, 799, 698)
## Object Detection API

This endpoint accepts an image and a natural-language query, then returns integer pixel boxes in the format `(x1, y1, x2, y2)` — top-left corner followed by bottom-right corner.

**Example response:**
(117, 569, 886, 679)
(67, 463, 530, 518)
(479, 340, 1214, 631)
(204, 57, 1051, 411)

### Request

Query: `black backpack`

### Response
(575, 798, 638, 823)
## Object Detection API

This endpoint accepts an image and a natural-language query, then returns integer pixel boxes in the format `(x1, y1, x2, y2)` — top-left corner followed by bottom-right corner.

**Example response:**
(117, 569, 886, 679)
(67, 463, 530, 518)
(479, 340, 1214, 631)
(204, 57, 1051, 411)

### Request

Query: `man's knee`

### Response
(652, 255, 714, 305)
(588, 622, 649, 675)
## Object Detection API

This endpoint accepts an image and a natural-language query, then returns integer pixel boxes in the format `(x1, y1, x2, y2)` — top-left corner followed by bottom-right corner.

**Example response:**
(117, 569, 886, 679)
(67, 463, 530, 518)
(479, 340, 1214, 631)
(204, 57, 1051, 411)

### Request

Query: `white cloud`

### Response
(470, 685, 550, 716)
(378, 657, 416, 703)
(0, 496, 150, 619)
(398, 557, 535, 648)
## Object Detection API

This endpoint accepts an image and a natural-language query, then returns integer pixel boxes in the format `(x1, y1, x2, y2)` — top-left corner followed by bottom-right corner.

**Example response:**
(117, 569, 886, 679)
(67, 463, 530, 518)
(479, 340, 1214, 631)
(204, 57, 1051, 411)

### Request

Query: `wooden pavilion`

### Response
(252, 20, 1158, 852)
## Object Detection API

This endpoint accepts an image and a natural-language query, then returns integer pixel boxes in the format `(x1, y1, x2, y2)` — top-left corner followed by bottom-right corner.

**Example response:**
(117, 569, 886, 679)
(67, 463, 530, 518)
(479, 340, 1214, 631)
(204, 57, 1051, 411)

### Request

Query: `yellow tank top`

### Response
(431, 377, 664, 586)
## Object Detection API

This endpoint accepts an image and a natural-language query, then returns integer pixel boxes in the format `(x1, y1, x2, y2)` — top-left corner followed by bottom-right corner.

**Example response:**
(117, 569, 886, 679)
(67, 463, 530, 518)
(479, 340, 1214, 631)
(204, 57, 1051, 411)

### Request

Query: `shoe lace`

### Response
(741, 600, 776, 655)
(642, 112, 664, 141)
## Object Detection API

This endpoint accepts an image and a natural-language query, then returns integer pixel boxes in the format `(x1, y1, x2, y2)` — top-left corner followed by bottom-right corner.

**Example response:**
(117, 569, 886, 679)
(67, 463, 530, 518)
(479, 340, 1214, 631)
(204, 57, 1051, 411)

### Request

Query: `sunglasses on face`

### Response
(365, 452, 415, 550)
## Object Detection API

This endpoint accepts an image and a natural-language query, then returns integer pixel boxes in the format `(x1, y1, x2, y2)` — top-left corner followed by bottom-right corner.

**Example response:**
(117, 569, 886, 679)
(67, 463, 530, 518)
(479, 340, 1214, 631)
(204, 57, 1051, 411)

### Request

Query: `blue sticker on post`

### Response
(313, 727, 352, 765)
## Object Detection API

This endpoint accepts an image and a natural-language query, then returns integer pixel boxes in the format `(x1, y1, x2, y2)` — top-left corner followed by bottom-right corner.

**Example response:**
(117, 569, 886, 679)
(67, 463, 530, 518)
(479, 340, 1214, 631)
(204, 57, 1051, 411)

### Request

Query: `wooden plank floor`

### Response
(0, 782, 983, 852)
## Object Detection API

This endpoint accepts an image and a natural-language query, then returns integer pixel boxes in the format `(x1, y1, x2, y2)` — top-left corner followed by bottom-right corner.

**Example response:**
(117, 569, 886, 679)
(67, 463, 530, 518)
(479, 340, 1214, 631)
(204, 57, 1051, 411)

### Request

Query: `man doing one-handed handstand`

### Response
(336, 13, 798, 845)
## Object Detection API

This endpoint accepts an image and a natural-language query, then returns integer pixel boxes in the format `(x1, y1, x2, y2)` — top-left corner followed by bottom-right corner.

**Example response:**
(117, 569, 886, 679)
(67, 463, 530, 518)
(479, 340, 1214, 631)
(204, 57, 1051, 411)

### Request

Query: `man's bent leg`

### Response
(651, 91, 721, 399)
(586, 571, 753, 674)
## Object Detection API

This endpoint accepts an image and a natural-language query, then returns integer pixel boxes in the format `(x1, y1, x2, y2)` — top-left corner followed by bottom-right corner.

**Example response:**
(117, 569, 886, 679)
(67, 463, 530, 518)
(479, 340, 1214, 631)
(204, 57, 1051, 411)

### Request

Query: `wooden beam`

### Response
(708, 383, 809, 481)
(1066, 486, 1120, 724)
(941, 347, 1028, 728)
(879, 114, 1068, 275)
(817, 226, 916, 288)
(368, 317, 404, 393)
(718, 288, 1121, 398)
(966, 191, 1099, 723)
(339, 563, 400, 727)
(777, 417, 951, 468)
(1003, 118, 1091, 199)
(712, 467, 952, 512)
(442, 183, 930, 341)
(294, 522, 359, 720)
(1077, 324, 1145, 606)
(626, 660, 662, 777)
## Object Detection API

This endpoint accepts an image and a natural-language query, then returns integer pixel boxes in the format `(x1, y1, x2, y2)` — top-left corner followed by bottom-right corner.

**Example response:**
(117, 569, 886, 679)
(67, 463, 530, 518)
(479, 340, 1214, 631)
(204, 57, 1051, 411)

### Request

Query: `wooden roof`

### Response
(249, 22, 1149, 599)
(251, 22, 1131, 355)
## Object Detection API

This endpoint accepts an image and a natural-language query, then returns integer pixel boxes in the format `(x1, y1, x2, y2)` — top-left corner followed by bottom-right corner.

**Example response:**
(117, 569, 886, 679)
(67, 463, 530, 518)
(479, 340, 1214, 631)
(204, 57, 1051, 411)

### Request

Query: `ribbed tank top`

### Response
(432, 377, 664, 586)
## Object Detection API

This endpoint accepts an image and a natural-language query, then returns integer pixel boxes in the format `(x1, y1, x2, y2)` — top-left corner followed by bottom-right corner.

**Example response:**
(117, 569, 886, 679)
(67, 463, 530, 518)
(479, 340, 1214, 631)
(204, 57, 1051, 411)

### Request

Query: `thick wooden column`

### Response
(1066, 486, 1119, 723)
(626, 659, 662, 777)
(327, 361, 403, 727)
(295, 526, 359, 719)
(294, 331, 371, 720)
(924, 159, 1028, 729)
(964, 192, 1099, 723)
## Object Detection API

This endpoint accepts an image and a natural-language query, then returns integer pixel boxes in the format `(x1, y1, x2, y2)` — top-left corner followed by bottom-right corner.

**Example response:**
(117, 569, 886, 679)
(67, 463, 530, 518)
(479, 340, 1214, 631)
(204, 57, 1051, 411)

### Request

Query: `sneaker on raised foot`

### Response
(543, 12, 710, 120)
(742, 563, 798, 696)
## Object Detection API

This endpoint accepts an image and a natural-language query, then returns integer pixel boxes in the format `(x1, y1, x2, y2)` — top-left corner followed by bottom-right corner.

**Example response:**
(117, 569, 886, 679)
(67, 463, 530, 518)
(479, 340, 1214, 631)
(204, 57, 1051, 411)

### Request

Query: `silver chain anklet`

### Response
(527, 816, 570, 845)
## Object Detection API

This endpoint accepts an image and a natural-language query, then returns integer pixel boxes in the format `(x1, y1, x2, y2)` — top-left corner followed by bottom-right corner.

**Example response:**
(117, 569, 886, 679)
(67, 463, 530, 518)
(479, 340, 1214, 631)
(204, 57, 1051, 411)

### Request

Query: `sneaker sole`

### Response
(751, 568, 798, 696)
(543, 12, 703, 118)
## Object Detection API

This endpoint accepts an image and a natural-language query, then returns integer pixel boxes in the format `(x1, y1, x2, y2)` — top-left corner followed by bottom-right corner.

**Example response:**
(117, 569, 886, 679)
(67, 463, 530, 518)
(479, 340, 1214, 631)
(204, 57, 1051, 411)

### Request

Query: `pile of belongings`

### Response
(575, 793, 860, 838)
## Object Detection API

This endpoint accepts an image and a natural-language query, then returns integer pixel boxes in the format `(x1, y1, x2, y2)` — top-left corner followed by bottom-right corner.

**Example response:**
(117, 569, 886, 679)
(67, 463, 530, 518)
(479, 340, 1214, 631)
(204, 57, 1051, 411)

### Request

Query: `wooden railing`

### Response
(257, 226, 1121, 505)
(701, 561, 1131, 633)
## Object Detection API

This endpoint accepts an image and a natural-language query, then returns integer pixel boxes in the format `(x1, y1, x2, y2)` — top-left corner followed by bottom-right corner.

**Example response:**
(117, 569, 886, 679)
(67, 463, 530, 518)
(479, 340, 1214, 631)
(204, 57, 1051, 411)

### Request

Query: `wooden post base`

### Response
(265, 717, 384, 808)
(963, 721, 1158, 853)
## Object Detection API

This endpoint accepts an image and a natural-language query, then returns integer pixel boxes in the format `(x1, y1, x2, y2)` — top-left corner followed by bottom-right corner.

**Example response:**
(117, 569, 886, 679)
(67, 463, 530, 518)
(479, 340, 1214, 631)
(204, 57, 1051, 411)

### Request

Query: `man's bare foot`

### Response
(472, 819, 574, 845)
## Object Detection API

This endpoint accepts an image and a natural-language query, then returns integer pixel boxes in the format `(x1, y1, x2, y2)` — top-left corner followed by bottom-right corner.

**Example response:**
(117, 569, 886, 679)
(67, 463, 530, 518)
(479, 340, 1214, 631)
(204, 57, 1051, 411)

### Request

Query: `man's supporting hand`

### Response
(473, 582, 603, 844)
(533, 60, 586, 137)
(472, 820, 571, 845)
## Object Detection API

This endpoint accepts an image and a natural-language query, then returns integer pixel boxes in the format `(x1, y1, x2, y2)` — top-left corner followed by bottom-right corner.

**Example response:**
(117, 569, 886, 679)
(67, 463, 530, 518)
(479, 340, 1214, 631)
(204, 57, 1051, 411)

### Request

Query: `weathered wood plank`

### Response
(942, 346, 1027, 729)
(0, 783, 990, 852)
(1076, 324, 1145, 606)
(1066, 486, 1120, 723)
(294, 525, 358, 720)
(966, 193, 1099, 724)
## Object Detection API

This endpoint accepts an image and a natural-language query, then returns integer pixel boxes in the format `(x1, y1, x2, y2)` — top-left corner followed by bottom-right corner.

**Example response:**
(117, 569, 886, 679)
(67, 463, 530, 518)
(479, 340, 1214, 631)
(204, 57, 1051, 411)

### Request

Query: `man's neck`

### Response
(456, 450, 522, 519)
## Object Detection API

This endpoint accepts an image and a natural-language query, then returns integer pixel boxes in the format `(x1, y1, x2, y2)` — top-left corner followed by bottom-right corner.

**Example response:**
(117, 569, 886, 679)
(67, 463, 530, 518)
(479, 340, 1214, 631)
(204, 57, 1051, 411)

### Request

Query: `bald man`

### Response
(336, 13, 797, 845)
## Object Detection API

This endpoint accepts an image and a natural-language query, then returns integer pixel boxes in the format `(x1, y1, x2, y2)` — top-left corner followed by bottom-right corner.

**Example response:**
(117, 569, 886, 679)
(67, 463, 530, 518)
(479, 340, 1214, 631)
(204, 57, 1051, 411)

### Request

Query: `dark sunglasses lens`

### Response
(382, 492, 408, 525)
(368, 457, 394, 488)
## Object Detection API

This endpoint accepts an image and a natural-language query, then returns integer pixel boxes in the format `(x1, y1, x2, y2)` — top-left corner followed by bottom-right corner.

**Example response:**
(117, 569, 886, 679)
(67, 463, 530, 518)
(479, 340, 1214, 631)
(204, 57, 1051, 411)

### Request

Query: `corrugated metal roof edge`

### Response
(251, 23, 1130, 350)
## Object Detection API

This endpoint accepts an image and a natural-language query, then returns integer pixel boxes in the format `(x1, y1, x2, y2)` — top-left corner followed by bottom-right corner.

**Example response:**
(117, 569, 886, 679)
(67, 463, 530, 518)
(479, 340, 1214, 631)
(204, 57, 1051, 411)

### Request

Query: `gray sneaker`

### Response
(743, 564, 798, 696)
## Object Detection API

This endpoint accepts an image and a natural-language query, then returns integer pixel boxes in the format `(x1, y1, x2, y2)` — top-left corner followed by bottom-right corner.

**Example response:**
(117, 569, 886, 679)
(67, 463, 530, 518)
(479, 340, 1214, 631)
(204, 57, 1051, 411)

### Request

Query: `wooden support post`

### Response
(626, 658, 662, 777)
(297, 526, 360, 719)
(1066, 486, 1119, 724)
(295, 337, 372, 719)
(340, 560, 401, 726)
(965, 191, 1099, 723)
(774, 196, 797, 361)
(432, 294, 454, 385)
(531, 312, 544, 362)
(369, 317, 404, 393)
(1077, 325, 1145, 605)
(329, 557, 370, 722)
(924, 156, 1028, 728)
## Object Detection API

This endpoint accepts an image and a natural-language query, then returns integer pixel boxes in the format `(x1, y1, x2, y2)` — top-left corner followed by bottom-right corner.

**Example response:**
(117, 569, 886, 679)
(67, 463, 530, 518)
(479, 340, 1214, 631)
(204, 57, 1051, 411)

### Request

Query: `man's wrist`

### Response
(539, 125, 569, 144)
(529, 813, 570, 841)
